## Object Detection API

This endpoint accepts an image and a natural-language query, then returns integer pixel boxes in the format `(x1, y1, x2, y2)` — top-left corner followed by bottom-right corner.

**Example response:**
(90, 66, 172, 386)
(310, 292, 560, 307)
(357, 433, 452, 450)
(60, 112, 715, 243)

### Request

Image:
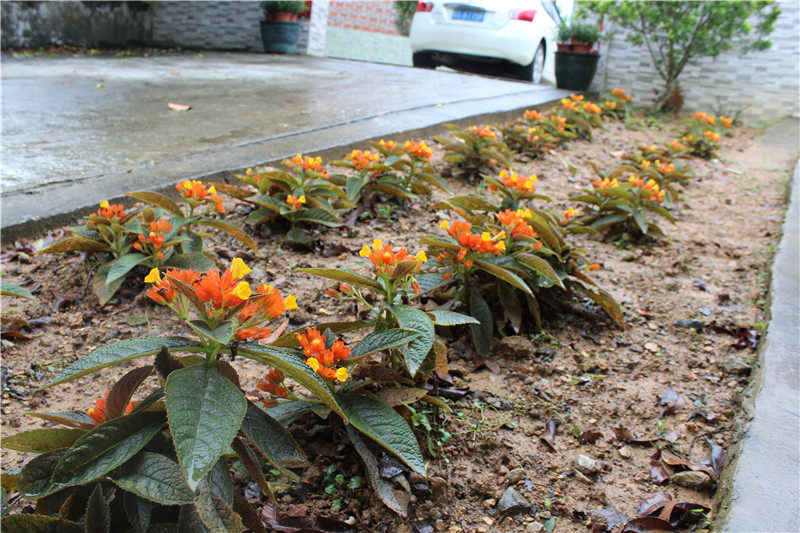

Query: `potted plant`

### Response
(555, 19, 601, 91)
(260, 1, 306, 53)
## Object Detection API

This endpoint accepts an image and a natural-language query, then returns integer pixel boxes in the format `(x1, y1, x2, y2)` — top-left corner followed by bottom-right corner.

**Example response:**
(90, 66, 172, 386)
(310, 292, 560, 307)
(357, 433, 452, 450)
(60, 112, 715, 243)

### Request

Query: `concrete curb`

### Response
(715, 157, 800, 530)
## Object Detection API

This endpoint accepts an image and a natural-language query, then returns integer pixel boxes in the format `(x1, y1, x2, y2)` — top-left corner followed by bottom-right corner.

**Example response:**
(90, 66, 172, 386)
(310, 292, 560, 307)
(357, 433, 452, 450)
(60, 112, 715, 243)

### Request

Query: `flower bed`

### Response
(0, 94, 789, 532)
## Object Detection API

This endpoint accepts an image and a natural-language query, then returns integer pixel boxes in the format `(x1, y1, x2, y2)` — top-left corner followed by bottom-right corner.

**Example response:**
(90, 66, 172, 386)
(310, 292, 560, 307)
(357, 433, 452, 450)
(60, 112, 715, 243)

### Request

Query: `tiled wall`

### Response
(590, 1, 800, 124)
(327, 1, 399, 35)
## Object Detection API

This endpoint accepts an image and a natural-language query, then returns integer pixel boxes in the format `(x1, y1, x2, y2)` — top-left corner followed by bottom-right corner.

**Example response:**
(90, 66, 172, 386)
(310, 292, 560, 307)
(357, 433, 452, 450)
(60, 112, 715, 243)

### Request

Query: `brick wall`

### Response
(328, 1, 399, 35)
(590, 2, 800, 124)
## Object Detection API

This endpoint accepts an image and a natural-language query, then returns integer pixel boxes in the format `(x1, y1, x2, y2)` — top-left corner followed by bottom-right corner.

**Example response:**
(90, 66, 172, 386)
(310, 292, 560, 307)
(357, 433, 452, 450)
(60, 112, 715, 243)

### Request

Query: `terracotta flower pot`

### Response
(266, 12, 299, 22)
(557, 43, 574, 52)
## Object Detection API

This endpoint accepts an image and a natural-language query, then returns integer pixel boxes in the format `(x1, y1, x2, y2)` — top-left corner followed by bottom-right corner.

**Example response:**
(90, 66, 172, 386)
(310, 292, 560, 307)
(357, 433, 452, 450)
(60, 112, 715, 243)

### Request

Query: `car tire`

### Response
(519, 42, 545, 83)
(412, 52, 436, 69)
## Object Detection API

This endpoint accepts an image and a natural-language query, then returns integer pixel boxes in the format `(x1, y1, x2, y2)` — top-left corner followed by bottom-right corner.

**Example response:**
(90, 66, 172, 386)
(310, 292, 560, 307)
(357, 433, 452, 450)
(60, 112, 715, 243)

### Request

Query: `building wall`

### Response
(590, 1, 800, 124)
(0, 1, 152, 49)
(327, 0, 399, 35)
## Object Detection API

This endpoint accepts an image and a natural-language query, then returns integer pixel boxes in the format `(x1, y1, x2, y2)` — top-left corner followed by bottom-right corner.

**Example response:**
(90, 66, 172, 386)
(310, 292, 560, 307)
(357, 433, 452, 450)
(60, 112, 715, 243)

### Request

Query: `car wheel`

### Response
(519, 42, 545, 83)
(412, 52, 436, 69)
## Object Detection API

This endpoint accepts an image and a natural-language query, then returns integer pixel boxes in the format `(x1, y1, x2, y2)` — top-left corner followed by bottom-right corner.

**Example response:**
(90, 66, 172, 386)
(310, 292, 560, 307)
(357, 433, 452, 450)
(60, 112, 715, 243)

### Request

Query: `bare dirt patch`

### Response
(1, 114, 791, 532)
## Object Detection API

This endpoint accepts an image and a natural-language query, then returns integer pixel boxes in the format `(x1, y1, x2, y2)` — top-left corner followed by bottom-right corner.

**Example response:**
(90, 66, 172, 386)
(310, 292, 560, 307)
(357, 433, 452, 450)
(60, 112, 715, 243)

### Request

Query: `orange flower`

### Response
(628, 175, 644, 187)
(403, 140, 432, 160)
(497, 209, 537, 238)
(358, 239, 426, 276)
(583, 102, 602, 115)
(641, 179, 665, 202)
(703, 130, 721, 142)
(145, 268, 200, 305)
(439, 220, 505, 255)
(670, 139, 686, 149)
(589, 263, 601, 271)
(561, 207, 579, 225)
(467, 125, 497, 139)
(257, 369, 288, 398)
(497, 170, 537, 194)
(524, 109, 542, 121)
(286, 153, 328, 177)
(87, 391, 133, 425)
(720, 116, 733, 128)
(570, 94, 584, 102)
(91, 201, 126, 222)
(176, 180, 225, 213)
(286, 194, 306, 209)
(295, 327, 350, 382)
(235, 326, 272, 342)
(379, 139, 397, 150)
(238, 283, 296, 325)
(592, 178, 619, 189)
(134, 220, 173, 252)
(561, 98, 577, 110)
(657, 162, 675, 174)
(347, 149, 381, 170)
(693, 112, 707, 120)
(195, 269, 249, 311)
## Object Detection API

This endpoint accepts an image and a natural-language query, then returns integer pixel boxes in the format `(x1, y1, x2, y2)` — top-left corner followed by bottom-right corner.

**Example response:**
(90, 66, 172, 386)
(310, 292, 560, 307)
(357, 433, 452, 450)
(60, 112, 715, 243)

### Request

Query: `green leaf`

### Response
(523, 214, 561, 252)
(1, 515, 82, 533)
(633, 209, 649, 235)
(92, 264, 125, 306)
(270, 321, 370, 348)
(346, 175, 366, 202)
(165, 366, 246, 490)
(575, 283, 625, 329)
(24, 411, 94, 430)
(34, 237, 108, 254)
(17, 449, 64, 499)
(52, 412, 166, 487)
(475, 260, 534, 296)
(348, 329, 420, 361)
(412, 273, 452, 297)
(85, 484, 111, 533)
(111, 452, 194, 505)
(197, 219, 260, 255)
(178, 505, 210, 533)
(240, 402, 308, 479)
(2, 428, 86, 454)
(297, 268, 382, 291)
(194, 477, 243, 533)
(0, 281, 36, 300)
(208, 459, 234, 507)
(338, 394, 425, 475)
(346, 426, 408, 517)
(124, 491, 152, 533)
(236, 344, 346, 419)
(439, 196, 496, 212)
(106, 366, 154, 420)
(208, 182, 253, 201)
(387, 305, 435, 378)
(41, 337, 196, 390)
(127, 191, 182, 217)
(499, 283, 522, 333)
(262, 401, 316, 426)
(515, 253, 564, 289)
(187, 320, 236, 346)
(164, 252, 217, 272)
(294, 208, 342, 228)
(427, 309, 479, 326)
(470, 291, 493, 356)
(106, 253, 149, 285)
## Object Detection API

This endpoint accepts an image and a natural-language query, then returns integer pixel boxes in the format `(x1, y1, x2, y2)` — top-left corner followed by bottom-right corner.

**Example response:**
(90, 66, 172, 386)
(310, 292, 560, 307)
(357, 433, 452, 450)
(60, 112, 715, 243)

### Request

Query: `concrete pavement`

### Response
(1, 51, 568, 240)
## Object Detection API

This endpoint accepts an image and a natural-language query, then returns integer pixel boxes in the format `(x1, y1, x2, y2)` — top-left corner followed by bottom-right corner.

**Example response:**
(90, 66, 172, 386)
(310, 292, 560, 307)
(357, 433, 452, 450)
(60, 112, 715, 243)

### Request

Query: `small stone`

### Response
(699, 307, 712, 316)
(481, 516, 493, 526)
(483, 498, 496, 509)
(409, 472, 427, 484)
(618, 446, 632, 459)
(644, 342, 660, 353)
(620, 251, 639, 262)
(671, 470, 713, 489)
(719, 356, 752, 374)
(629, 344, 644, 354)
(496, 487, 531, 515)
(248, 267, 267, 281)
(506, 468, 527, 485)
(17, 252, 32, 264)
(674, 319, 705, 332)
(434, 520, 447, 532)
(574, 454, 602, 475)
(574, 471, 592, 483)
(526, 523, 545, 533)
(537, 511, 551, 519)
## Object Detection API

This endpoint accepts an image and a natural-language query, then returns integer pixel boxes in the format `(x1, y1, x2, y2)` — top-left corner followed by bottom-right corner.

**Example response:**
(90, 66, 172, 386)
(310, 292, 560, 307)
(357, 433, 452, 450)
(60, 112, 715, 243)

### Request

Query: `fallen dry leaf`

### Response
(167, 102, 191, 111)
(660, 449, 717, 480)
(657, 388, 686, 417)
(612, 427, 659, 444)
(540, 418, 560, 452)
(260, 500, 355, 533)
(620, 516, 673, 533)
(636, 492, 672, 517)
(649, 450, 670, 485)
(578, 430, 603, 445)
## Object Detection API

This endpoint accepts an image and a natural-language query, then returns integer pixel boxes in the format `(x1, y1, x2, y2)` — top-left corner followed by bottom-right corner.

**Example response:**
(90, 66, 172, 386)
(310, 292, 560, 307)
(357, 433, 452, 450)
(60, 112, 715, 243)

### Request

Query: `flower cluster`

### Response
(467, 125, 497, 139)
(176, 180, 224, 214)
(296, 327, 349, 382)
(346, 149, 381, 171)
(379, 139, 397, 151)
(524, 109, 542, 121)
(593, 177, 620, 189)
(496, 208, 541, 244)
(133, 220, 172, 259)
(403, 140, 432, 161)
(439, 220, 506, 255)
(285, 153, 328, 178)
(490, 170, 538, 194)
(286, 194, 306, 209)
(562, 207, 579, 225)
(91, 200, 126, 222)
(611, 88, 632, 102)
(87, 391, 133, 425)
(257, 369, 288, 407)
(359, 239, 427, 278)
(640, 179, 665, 203)
(583, 102, 602, 115)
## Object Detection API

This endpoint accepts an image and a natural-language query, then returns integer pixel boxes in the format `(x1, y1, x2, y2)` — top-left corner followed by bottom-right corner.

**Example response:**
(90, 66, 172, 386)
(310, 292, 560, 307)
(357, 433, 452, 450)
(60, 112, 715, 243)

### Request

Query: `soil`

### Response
(0, 113, 792, 533)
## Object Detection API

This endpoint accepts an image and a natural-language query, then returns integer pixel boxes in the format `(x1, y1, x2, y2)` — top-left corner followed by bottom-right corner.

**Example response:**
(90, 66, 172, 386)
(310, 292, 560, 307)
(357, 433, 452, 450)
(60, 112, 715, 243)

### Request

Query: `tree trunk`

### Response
(652, 77, 678, 113)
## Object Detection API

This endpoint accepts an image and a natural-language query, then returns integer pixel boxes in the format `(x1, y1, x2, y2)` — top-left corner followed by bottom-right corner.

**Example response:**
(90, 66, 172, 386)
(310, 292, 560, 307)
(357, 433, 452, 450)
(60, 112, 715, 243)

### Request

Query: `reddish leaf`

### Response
(660, 450, 716, 480)
(620, 516, 674, 533)
(589, 506, 627, 531)
(260, 500, 355, 533)
(540, 418, 560, 453)
(658, 502, 710, 527)
(657, 388, 686, 417)
(578, 430, 603, 444)
(321, 243, 353, 257)
(636, 492, 672, 517)
(649, 450, 670, 485)
(706, 438, 725, 478)
(613, 427, 659, 444)
(105, 366, 154, 419)
(692, 279, 708, 291)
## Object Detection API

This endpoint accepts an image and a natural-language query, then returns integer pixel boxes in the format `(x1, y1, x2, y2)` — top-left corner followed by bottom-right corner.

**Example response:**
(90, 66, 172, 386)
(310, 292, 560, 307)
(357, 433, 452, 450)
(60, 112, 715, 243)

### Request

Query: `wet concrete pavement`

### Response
(1, 51, 567, 239)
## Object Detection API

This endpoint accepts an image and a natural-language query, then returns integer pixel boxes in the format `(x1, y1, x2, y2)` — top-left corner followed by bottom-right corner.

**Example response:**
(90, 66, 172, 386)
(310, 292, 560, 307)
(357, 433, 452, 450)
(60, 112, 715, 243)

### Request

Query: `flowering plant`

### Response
(483, 169, 552, 211)
(230, 154, 351, 244)
(679, 111, 732, 159)
(600, 88, 634, 120)
(500, 109, 563, 156)
(421, 200, 623, 353)
(434, 123, 513, 180)
(2, 257, 426, 529)
(552, 94, 604, 141)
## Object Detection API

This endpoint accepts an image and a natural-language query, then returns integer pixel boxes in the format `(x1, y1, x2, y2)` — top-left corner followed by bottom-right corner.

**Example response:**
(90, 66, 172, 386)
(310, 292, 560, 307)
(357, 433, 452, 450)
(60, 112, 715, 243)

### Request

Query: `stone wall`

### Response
(1, 1, 152, 49)
(590, 1, 800, 124)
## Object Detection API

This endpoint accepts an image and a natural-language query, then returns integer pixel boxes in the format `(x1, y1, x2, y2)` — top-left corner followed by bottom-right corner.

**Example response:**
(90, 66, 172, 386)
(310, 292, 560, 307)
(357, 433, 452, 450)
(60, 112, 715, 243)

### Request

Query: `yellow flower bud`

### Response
(359, 246, 371, 257)
(285, 295, 298, 310)
(372, 239, 383, 250)
(335, 367, 349, 382)
(233, 281, 251, 300)
(100, 200, 109, 208)
(144, 268, 161, 284)
(230, 258, 251, 280)
(307, 358, 320, 372)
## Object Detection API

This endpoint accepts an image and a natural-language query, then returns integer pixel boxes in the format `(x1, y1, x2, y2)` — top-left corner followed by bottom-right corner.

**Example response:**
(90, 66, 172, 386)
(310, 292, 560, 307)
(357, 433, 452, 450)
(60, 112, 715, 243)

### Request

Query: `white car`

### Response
(409, 0, 561, 83)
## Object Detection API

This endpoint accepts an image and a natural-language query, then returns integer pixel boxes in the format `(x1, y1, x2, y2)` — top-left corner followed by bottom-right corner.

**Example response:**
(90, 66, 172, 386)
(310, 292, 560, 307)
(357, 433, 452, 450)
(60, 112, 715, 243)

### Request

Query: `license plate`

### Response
(452, 9, 485, 22)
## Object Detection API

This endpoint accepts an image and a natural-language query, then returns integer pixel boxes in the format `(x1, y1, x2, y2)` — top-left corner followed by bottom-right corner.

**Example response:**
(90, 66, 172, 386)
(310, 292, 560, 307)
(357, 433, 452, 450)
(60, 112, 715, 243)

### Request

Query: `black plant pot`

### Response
(260, 20, 300, 54)
(555, 51, 600, 91)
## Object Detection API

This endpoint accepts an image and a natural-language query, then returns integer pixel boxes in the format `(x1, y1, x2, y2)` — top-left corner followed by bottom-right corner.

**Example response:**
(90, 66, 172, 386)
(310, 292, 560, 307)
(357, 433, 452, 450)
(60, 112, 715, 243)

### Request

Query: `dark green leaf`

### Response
(297, 268, 382, 291)
(208, 459, 234, 507)
(40, 337, 196, 390)
(52, 412, 165, 487)
(154, 347, 184, 379)
(111, 452, 194, 505)
(187, 320, 236, 346)
(124, 491, 152, 533)
(426, 309, 479, 326)
(24, 411, 94, 430)
(241, 402, 308, 478)
(515, 253, 564, 289)
(346, 426, 408, 517)
(106, 366, 154, 420)
(93, 264, 124, 306)
(338, 394, 425, 475)
(165, 366, 246, 490)
(0, 281, 36, 300)
(35, 237, 108, 254)
(164, 252, 217, 272)
(474, 260, 533, 296)
(262, 400, 316, 426)
(470, 291, 493, 356)
(294, 208, 342, 228)
(126, 191, 182, 216)
(499, 283, 522, 333)
(1, 515, 82, 533)
(412, 272, 452, 297)
(85, 484, 111, 533)
(178, 504, 210, 533)
(17, 450, 65, 499)
(194, 477, 243, 533)
(2, 428, 86, 454)
(388, 305, 435, 377)
(106, 254, 149, 285)
(197, 219, 260, 254)
(348, 329, 420, 361)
